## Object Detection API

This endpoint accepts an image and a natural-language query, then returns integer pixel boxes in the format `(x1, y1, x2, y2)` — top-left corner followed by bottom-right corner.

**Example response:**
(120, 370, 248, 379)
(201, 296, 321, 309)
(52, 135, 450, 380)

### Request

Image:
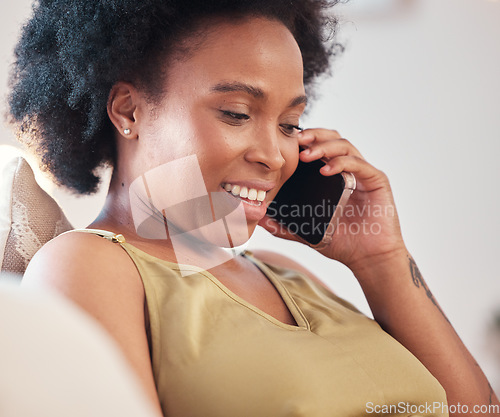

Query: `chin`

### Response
(187, 218, 253, 249)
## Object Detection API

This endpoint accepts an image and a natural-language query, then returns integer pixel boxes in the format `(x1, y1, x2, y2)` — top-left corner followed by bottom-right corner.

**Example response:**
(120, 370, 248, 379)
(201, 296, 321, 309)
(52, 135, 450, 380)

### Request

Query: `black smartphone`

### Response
(267, 152, 356, 249)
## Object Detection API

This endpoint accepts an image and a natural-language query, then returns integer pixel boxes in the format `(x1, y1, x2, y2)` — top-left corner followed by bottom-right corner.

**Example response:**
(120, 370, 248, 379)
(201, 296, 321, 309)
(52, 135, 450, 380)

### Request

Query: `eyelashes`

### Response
(280, 124, 303, 136)
(219, 110, 302, 136)
(220, 110, 250, 124)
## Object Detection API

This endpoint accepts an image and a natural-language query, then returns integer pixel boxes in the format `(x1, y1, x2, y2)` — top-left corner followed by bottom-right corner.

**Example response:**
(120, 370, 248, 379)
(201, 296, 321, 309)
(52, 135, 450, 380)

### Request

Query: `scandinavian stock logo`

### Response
(128, 155, 249, 276)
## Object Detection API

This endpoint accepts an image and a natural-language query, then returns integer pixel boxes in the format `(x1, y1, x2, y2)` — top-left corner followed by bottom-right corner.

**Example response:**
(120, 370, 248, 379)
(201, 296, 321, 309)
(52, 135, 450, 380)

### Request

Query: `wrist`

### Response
(348, 246, 410, 285)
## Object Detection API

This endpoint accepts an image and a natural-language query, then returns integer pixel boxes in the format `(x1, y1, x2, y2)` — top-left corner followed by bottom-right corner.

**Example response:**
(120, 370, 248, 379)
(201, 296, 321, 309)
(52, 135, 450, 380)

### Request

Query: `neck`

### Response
(90, 174, 248, 268)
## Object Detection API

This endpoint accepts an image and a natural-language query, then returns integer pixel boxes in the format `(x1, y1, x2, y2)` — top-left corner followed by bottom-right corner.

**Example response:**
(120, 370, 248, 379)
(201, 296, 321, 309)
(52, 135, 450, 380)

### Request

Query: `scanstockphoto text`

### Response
(366, 401, 500, 415)
(266, 200, 396, 237)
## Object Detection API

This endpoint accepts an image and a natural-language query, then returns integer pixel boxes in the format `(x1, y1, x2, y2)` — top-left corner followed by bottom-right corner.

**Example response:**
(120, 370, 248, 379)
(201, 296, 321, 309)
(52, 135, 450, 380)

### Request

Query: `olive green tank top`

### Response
(79, 230, 448, 417)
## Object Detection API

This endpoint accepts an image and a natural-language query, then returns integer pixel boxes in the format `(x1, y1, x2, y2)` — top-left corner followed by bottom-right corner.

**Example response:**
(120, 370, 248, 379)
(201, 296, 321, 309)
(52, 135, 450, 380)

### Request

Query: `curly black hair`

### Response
(8, 0, 342, 194)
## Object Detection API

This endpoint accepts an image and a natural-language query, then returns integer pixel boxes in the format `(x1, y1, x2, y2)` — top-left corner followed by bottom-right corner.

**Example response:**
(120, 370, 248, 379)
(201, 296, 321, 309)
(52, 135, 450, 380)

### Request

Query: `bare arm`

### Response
(351, 248, 499, 415)
(257, 127, 499, 415)
(22, 232, 163, 415)
(254, 247, 499, 414)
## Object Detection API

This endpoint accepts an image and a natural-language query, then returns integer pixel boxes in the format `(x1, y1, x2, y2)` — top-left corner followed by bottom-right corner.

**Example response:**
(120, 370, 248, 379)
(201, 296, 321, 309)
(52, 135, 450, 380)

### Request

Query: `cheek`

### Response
(140, 111, 214, 168)
(191, 114, 247, 163)
(189, 125, 238, 185)
(281, 142, 300, 183)
(191, 129, 234, 165)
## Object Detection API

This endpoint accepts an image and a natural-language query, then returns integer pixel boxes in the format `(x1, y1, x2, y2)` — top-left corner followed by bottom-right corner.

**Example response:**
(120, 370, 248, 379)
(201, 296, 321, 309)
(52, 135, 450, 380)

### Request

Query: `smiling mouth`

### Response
(221, 183, 267, 207)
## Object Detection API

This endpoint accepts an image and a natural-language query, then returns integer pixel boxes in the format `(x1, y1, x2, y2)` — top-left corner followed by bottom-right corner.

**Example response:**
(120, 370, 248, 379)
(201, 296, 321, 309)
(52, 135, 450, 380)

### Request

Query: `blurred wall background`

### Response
(1, 0, 499, 393)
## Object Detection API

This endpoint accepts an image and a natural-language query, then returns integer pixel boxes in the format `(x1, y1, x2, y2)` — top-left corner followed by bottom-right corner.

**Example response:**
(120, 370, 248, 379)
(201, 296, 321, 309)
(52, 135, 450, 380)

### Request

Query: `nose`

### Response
(244, 127, 286, 171)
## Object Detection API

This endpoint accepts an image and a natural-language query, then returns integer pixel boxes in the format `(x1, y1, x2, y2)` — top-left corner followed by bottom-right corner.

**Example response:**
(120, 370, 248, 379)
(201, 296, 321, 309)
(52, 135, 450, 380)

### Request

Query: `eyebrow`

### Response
(210, 81, 308, 108)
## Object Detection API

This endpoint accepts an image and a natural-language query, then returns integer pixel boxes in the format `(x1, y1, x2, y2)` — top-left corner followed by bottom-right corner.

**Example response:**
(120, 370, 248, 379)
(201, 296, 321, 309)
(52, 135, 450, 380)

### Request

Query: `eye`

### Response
(220, 110, 250, 125)
(280, 124, 303, 137)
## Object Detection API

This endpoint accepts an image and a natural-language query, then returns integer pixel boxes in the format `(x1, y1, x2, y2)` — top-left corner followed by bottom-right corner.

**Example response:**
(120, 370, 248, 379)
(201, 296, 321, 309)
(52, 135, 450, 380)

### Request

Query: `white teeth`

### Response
(239, 186, 249, 198)
(247, 189, 257, 201)
(230, 185, 241, 196)
(222, 183, 267, 202)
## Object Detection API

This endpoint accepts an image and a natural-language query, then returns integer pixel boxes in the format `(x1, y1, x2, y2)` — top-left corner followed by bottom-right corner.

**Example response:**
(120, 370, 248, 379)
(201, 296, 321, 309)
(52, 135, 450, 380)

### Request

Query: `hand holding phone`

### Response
(267, 149, 356, 249)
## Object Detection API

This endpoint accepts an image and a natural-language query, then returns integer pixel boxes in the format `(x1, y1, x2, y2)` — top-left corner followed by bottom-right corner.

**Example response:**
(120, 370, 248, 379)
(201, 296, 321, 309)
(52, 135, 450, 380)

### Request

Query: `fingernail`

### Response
(321, 165, 331, 173)
(302, 148, 311, 155)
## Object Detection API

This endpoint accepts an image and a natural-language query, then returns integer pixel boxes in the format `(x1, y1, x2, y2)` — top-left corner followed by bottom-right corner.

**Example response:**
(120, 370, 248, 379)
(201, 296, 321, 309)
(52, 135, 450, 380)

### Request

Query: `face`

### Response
(125, 17, 306, 247)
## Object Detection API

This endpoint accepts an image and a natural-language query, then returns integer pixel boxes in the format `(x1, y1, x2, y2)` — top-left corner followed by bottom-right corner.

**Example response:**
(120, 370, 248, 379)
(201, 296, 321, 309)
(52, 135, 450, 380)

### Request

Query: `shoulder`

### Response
(23, 230, 162, 411)
(249, 249, 331, 291)
(23, 230, 144, 308)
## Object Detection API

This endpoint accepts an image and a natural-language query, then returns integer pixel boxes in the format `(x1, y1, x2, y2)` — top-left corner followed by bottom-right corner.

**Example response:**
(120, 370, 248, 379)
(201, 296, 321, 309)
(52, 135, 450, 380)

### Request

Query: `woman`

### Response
(9, 0, 498, 415)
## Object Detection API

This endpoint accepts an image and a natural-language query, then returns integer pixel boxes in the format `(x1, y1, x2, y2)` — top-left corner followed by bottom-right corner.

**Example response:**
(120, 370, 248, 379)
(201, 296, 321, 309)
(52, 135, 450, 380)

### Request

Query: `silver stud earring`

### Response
(123, 128, 131, 135)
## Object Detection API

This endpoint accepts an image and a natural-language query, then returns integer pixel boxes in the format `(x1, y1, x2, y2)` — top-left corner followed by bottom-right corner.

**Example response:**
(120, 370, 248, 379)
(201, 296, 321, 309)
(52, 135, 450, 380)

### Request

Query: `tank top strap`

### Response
(58, 228, 126, 244)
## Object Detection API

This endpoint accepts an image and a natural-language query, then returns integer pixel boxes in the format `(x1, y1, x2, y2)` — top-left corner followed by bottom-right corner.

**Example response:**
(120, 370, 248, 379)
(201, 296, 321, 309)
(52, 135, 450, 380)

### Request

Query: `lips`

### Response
(216, 185, 267, 224)
(222, 183, 267, 205)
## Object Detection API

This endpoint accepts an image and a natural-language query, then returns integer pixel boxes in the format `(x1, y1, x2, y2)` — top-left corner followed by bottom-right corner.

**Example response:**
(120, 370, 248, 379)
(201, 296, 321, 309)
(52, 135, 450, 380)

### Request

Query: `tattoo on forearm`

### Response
(408, 256, 450, 324)
(474, 360, 496, 405)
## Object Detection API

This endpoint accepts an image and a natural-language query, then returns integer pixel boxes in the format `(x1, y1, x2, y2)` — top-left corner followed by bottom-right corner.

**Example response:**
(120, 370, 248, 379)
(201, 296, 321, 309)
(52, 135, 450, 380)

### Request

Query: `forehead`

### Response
(163, 17, 305, 98)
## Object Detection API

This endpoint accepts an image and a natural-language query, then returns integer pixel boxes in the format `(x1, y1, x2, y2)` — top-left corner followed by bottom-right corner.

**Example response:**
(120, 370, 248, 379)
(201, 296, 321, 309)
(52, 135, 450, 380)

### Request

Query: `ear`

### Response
(107, 82, 141, 139)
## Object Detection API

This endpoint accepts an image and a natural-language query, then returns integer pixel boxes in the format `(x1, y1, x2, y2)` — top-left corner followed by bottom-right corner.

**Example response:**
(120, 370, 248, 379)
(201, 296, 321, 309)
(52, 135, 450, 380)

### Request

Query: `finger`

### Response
(318, 155, 388, 190)
(298, 128, 342, 145)
(298, 128, 364, 159)
(299, 137, 364, 161)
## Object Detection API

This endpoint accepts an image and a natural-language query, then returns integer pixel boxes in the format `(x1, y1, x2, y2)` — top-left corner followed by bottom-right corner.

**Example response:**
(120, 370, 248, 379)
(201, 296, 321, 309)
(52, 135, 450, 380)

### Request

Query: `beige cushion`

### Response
(0, 146, 72, 277)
